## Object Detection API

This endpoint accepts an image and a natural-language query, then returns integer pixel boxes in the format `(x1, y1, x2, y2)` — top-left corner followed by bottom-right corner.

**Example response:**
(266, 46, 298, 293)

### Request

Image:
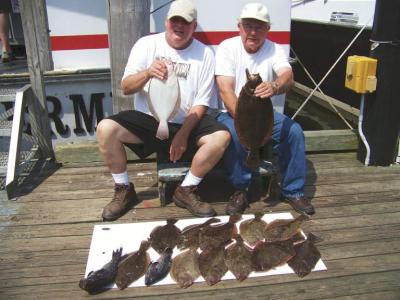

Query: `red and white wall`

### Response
(47, 0, 291, 70)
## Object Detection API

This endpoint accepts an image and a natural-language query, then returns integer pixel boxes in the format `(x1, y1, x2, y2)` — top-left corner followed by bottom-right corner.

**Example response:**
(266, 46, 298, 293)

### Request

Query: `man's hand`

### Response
(169, 129, 189, 163)
(254, 81, 277, 99)
(148, 60, 168, 80)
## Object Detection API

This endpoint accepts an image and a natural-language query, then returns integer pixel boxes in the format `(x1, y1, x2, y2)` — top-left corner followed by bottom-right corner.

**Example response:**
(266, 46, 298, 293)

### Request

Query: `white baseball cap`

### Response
(240, 3, 270, 23)
(167, 0, 197, 22)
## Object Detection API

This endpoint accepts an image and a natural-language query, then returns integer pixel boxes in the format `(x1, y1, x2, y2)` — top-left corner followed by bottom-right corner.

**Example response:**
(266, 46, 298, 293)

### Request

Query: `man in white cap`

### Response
(215, 2, 315, 215)
(96, 0, 230, 220)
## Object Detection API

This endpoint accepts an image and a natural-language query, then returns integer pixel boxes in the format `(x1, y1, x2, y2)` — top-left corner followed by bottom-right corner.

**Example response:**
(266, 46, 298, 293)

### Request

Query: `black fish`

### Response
(145, 247, 173, 286)
(235, 69, 274, 168)
(79, 247, 123, 294)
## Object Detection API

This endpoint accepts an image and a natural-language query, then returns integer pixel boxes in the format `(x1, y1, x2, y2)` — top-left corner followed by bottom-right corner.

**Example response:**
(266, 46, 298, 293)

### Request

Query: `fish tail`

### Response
(156, 120, 169, 140)
(229, 214, 242, 224)
(246, 151, 260, 168)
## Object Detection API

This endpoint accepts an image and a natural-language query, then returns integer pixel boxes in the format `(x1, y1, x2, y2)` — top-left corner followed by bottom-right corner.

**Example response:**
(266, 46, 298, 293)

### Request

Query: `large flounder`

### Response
(234, 69, 274, 168)
(150, 218, 181, 254)
(115, 240, 151, 290)
(170, 247, 201, 288)
(147, 60, 180, 140)
(224, 234, 253, 281)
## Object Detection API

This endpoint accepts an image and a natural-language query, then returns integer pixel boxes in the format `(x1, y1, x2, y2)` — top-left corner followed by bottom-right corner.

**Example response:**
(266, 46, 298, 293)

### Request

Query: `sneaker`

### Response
(226, 190, 249, 215)
(284, 196, 315, 215)
(172, 185, 216, 217)
(102, 182, 138, 221)
(1, 51, 14, 63)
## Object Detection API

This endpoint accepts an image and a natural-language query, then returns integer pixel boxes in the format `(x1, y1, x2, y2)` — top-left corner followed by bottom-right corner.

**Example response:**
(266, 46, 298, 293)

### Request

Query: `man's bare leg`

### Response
(96, 119, 143, 221)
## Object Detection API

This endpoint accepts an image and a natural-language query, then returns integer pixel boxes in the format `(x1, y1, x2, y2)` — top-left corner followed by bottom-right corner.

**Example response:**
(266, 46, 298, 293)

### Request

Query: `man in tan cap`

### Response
(96, 0, 230, 220)
(215, 2, 315, 215)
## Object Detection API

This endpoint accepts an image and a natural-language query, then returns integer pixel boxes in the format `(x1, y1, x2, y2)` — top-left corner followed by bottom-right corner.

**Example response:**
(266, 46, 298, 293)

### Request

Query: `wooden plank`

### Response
(106, 0, 150, 113)
(304, 129, 358, 152)
(324, 290, 400, 300)
(0, 255, 399, 298)
(18, 0, 54, 159)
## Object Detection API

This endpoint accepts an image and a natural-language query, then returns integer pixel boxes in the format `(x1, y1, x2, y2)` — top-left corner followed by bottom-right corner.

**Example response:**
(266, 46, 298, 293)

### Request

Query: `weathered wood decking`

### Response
(1, 151, 400, 299)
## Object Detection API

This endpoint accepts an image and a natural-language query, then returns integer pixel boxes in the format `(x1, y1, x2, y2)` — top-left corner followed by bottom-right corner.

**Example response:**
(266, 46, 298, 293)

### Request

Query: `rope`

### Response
(291, 15, 373, 121)
(290, 47, 354, 129)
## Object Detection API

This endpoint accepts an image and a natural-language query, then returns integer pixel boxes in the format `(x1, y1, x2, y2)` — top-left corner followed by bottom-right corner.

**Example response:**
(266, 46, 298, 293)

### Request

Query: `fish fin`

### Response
(156, 120, 169, 140)
(246, 151, 260, 168)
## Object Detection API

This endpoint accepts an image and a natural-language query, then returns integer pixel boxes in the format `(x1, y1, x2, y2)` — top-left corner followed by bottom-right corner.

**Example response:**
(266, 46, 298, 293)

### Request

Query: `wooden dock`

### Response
(1, 151, 400, 299)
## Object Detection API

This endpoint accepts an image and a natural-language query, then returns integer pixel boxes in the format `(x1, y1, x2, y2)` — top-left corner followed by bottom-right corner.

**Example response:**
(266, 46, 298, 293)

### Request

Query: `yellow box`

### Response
(345, 55, 377, 93)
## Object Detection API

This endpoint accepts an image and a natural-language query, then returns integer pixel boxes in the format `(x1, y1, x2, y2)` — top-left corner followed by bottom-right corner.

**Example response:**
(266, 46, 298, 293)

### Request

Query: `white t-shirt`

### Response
(215, 36, 291, 111)
(123, 32, 217, 124)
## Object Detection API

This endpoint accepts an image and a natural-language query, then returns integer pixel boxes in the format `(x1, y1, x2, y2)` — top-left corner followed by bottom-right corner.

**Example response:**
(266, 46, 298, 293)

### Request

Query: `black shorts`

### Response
(107, 110, 228, 162)
(0, 0, 12, 13)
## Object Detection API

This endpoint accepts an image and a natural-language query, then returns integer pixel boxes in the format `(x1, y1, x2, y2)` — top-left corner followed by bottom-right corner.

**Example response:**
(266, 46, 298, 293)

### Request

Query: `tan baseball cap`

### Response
(167, 0, 197, 22)
(240, 3, 270, 23)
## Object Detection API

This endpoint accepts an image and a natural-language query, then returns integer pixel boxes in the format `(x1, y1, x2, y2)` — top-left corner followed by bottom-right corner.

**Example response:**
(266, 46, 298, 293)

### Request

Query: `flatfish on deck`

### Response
(264, 214, 309, 242)
(148, 60, 180, 140)
(115, 240, 151, 290)
(198, 214, 241, 251)
(198, 244, 228, 286)
(288, 233, 322, 277)
(150, 218, 181, 254)
(239, 212, 267, 246)
(224, 234, 253, 281)
(252, 239, 296, 272)
(170, 247, 201, 288)
(234, 69, 274, 168)
(145, 247, 173, 286)
(177, 217, 221, 250)
(79, 247, 123, 294)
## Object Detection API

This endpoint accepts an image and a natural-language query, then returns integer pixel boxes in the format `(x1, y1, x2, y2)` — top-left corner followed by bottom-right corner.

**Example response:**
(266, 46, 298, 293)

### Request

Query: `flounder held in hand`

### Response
(234, 69, 274, 168)
(239, 212, 267, 246)
(264, 214, 309, 242)
(225, 234, 253, 281)
(170, 247, 201, 288)
(148, 60, 180, 140)
(150, 218, 181, 254)
(178, 217, 221, 250)
(145, 247, 173, 286)
(79, 247, 123, 294)
(115, 240, 151, 290)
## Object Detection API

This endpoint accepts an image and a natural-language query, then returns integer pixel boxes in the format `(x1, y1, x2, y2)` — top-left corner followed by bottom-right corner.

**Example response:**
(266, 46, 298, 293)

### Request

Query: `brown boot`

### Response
(173, 185, 216, 217)
(284, 196, 315, 215)
(102, 183, 138, 221)
(226, 190, 248, 215)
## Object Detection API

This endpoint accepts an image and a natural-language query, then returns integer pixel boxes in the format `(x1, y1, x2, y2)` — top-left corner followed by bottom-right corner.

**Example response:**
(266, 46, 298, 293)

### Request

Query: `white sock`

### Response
(112, 171, 129, 185)
(181, 170, 203, 187)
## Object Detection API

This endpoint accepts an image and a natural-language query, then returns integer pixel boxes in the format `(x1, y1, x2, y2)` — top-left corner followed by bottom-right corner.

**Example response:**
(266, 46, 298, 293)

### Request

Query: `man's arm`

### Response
(216, 75, 238, 118)
(121, 60, 168, 95)
(254, 67, 294, 99)
(169, 105, 207, 162)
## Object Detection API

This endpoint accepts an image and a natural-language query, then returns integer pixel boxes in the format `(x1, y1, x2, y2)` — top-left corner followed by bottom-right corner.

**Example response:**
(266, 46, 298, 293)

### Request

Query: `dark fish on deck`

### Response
(198, 214, 241, 251)
(199, 244, 228, 286)
(288, 233, 322, 277)
(115, 240, 151, 290)
(145, 247, 173, 286)
(225, 234, 253, 281)
(252, 239, 296, 272)
(239, 212, 267, 246)
(170, 247, 201, 288)
(178, 217, 221, 250)
(79, 247, 123, 294)
(264, 214, 309, 242)
(150, 218, 181, 254)
(234, 69, 274, 168)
